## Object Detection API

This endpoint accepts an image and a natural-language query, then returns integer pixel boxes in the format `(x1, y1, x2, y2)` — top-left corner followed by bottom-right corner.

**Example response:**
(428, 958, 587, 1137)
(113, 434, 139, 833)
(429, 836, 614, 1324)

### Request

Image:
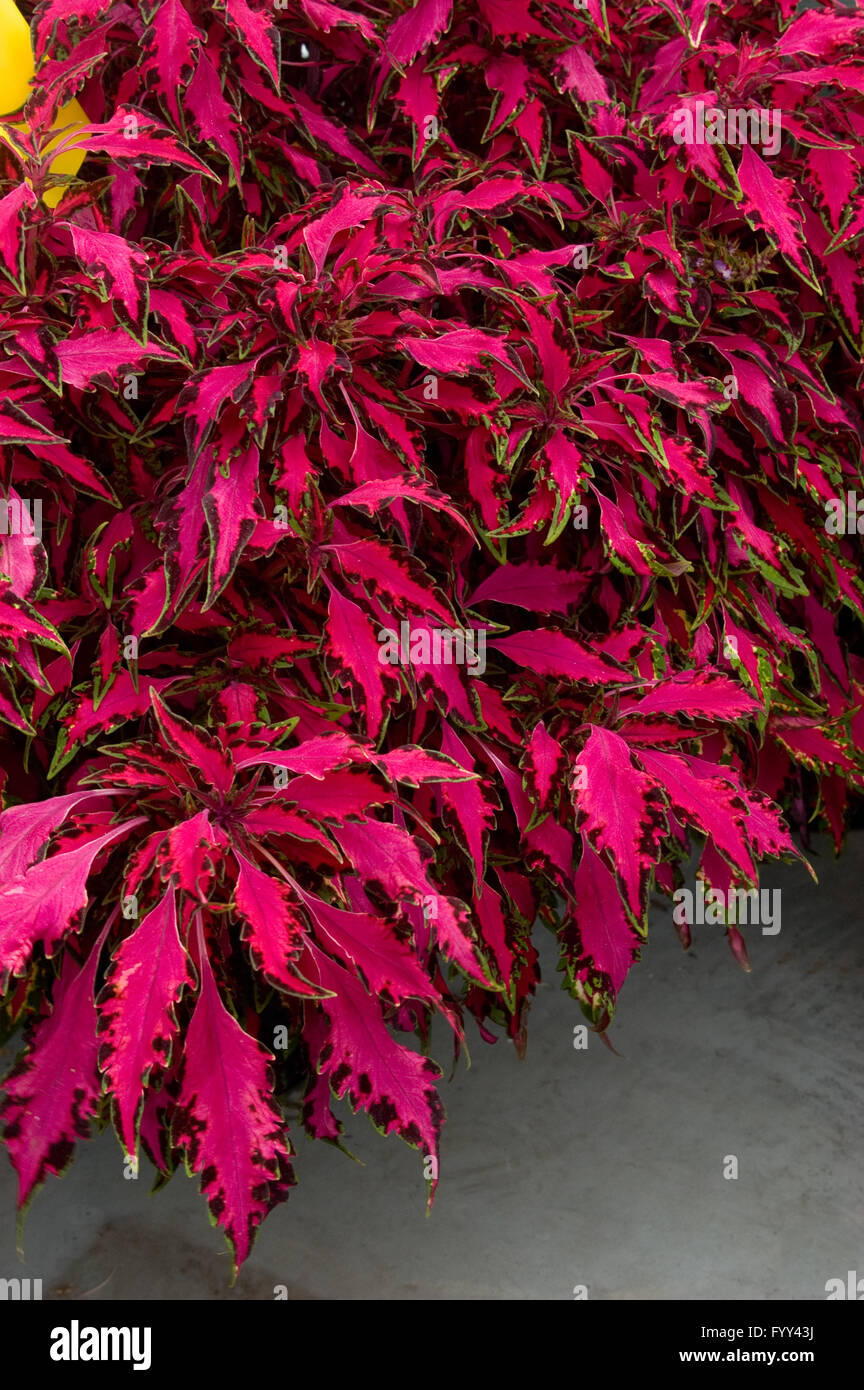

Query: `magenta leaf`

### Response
(523, 720, 566, 810)
(173, 922, 293, 1275)
(489, 628, 630, 685)
(220, 0, 280, 88)
(324, 583, 391, 738)
(637, 749, 756, 882)
(0, 184, 37, 288)
(55, 106, 214, 176)
(566, 844, 643, 1013)
(334, 819, 492, 983)
(232, 849, 324, 998)
(304, 943, 443, 1174)
(61, 222, 150, 328)
(291, 882, 438, 1006)
(56, 327, 177, 390)
(0, 819, 146, 991)
(624, 670, 762, 720)
(97, 887, 195, 1158)
(737, 145, 818, 289)
(151, 691, 234, 795)
(1, 927, 108, 1208)
(142, 0, 203, 126)
(386, 0, 453, 68)
(469, 561, 585, 615)
(573, 727, 668, 921)
(333, 478, 477, 543)
(0, 789, 118, 882)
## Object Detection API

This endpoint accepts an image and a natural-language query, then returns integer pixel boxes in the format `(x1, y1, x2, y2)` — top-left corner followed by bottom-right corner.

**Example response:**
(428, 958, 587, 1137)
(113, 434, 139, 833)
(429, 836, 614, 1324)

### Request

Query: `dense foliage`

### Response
(1, 0, 863, 1273)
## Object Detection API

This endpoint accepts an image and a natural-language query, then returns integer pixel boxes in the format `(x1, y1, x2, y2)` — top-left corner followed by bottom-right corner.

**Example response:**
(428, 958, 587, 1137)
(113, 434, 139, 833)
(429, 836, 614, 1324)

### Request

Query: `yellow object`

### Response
(0, 0, 88, 207)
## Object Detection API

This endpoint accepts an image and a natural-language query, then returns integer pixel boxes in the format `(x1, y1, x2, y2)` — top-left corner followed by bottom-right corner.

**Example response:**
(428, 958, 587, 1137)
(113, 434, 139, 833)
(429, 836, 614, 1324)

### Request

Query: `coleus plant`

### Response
(1, 0, 863, 1275)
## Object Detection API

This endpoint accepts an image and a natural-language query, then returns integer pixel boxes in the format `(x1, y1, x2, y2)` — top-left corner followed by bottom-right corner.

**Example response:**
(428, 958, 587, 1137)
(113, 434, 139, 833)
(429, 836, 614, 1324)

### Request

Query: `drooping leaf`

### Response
(1, 927, 108, 1207)
(97, 886, 195, 1158)
(573, 726, 667, 920)
(173, 922, 293, 1274)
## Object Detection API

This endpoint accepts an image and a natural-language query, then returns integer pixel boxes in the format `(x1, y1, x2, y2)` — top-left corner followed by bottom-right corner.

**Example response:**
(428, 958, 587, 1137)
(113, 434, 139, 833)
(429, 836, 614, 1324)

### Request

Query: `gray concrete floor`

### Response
(1, 834, 862, 1300)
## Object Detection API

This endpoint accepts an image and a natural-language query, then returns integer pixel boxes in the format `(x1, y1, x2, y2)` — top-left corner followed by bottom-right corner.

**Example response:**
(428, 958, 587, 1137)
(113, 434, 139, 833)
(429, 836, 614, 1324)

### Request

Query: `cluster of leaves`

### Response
(1, 0, 863, 1273)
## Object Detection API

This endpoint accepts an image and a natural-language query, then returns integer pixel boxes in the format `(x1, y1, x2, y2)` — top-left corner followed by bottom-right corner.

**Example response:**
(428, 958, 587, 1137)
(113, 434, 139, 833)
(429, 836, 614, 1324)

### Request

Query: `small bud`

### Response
(726, 926, 751, 972)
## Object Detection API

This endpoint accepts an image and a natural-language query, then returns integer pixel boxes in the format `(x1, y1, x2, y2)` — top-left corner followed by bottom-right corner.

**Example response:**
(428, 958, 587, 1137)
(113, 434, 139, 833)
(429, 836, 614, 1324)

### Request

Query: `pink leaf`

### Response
(489, 628, 629, 684)
(554, 46, 609, 102)
(573, 727, 667, 920)
(300, 0, 377, 42)
(97, 887, 195, 1157)
(236, 731, 368, 778)
(288, 767, 393, 821)
(737, 145, 815, 286)
(0, 184, 37, 286)
(221, 0, 280, 87)
(0, 403, 66, 446)
(173, 924, 293, 1274)
(291, 881, 437, 1005)
(0, 819, 146, 991)
(469, 561, 585, 614)
(303, 186, 393, 278)
(638, 749, 756, 881)
(202, 441, 261, 608)
(180, 362, 257, 458)
(0, 789, 117, 881)
(624, 670, 761, 720)
(151, 691, 234, 795)
(377, 744, 478, 786)
(56, 328, 177, 390)
(61, 222, 150, 326)
(142, 0, 203, 125)
(334, 819, 490, 983)
(399, 326, 523, 380)
(569, 843, 642, 998)
(386, 0, 453, 67)
(304, 944, 443, 1169)
(56, 106, 214, 177)
(1, 929, 107, 1206)
(523, 720, 566, 809)
(439, 723, 496, 888)
(333, 478, 477, 542)
(184, 49, 243, 181)
(325, 584, 389, 738)
(233, 849, 322, 997)
(325, 533, 453, 623)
